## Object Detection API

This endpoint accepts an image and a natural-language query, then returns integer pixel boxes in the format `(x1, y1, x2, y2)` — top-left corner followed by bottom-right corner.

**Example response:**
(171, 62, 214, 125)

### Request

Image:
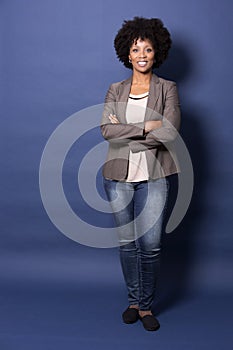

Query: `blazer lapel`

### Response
(117, 77, 132, 123)
(116, 73, 161, 122)
(145, 73, 161, 120)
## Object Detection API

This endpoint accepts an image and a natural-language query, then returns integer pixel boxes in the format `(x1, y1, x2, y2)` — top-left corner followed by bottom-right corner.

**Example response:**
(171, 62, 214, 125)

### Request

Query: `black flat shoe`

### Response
(139, 314, 160, 331)
(122, 307, 139, 324)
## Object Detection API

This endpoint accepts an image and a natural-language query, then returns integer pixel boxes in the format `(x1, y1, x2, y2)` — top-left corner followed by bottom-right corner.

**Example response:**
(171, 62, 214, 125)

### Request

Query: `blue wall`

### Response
(1, 0, 233, 348)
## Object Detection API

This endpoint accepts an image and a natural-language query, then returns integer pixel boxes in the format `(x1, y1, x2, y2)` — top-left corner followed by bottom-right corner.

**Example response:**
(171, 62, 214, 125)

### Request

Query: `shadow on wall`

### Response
(153, 42, 210, 314)
(156, 41, 192, 83)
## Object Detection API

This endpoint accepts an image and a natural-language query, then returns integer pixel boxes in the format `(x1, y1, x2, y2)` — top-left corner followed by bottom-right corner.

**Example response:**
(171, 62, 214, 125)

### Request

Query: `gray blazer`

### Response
(100, 73, 181, 181)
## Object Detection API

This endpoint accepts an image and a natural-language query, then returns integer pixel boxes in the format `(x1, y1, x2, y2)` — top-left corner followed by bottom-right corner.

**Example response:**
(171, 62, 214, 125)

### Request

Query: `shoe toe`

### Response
(139, 315, 160, 331)
(122, 307, 139, 324)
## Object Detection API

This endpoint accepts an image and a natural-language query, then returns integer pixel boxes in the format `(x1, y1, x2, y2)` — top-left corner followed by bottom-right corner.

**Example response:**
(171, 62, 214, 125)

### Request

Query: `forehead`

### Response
(131, 38, 153, 47)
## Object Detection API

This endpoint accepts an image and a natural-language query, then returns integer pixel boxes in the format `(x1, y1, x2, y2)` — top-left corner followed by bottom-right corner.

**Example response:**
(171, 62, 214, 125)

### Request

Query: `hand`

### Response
(144, 120, 162, 133)
(108, 114, 120, 124)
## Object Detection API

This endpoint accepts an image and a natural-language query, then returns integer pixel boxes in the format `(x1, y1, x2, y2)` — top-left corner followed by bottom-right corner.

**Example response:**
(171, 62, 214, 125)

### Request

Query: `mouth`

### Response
(137, 61, 148, 67)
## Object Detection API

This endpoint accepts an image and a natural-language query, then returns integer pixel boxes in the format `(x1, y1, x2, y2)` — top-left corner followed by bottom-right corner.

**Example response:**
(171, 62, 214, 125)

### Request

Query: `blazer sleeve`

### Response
(129, 82, 181, 153)
(100, 84, 145, 143)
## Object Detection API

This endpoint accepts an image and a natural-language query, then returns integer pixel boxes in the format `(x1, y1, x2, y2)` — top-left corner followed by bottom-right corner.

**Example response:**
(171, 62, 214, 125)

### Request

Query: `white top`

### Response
(125, 91, 149, 182)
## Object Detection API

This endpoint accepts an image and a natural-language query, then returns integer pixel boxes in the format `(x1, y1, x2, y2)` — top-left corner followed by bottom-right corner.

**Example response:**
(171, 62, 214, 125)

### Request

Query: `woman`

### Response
(100, 17, 181, 331)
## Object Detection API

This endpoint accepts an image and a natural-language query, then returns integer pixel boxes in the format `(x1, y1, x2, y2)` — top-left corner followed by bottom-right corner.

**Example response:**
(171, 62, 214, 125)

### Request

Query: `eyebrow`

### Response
(131, 44, 153, 48)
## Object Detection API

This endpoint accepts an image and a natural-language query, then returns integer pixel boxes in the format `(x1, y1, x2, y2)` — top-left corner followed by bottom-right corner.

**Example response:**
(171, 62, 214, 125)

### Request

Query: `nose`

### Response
(139, 50, 147, 58)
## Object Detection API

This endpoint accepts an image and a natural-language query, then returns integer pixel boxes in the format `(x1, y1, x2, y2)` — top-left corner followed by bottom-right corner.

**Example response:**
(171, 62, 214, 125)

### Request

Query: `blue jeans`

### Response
(103, 177, 169, 310)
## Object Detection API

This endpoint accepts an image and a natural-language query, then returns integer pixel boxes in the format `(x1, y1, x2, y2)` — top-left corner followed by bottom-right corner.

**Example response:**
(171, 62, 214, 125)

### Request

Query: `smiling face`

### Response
(128, 38, 155, 73)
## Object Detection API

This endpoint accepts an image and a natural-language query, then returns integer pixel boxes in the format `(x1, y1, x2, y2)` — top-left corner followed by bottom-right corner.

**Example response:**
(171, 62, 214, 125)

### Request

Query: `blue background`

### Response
(1, 0, 233, 349)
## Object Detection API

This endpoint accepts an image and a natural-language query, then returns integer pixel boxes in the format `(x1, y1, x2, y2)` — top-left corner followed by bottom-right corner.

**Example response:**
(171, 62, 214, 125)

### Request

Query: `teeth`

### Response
(138, 61, 147, 66)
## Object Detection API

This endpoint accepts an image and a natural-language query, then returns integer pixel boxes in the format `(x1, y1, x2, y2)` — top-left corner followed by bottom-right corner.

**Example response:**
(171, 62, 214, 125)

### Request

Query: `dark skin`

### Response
(109, 38, 162, 133)
(108, 38, 162, 317)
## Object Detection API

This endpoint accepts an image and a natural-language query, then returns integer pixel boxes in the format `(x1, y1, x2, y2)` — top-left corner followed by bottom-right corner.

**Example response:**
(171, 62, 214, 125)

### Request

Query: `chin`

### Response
(136, 67, 152, 74)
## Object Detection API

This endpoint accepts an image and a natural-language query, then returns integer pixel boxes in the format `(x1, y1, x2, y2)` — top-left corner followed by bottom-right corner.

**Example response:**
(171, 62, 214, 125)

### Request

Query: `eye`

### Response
(146, 48, 153, 53)
(132, 48, 138, 53)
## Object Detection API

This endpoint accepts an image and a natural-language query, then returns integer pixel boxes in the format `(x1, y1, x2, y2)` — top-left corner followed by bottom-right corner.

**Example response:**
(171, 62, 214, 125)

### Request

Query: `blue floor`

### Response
(1, 279, 232, 349)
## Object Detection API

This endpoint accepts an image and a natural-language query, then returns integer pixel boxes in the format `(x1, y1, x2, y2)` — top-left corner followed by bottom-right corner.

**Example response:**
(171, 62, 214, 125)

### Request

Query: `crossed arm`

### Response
(100, 82, 181, 153)
(109, 113, 162, 133)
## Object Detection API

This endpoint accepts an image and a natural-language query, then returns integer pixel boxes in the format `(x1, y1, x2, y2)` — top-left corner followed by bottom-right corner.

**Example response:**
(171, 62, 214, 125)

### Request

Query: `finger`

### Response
(108, 115, 119, 124)
(108, 117, 117, 124)
(110, 117, 118, 123)
(112, 116, 119, 122)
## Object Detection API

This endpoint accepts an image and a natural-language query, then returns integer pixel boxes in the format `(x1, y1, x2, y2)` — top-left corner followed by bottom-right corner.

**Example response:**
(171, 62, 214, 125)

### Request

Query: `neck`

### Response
(131, 70, 153, 86)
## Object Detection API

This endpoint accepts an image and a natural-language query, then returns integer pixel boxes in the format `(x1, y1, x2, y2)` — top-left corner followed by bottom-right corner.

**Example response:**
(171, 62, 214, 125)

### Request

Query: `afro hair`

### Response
(114, 16, 172, 69)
